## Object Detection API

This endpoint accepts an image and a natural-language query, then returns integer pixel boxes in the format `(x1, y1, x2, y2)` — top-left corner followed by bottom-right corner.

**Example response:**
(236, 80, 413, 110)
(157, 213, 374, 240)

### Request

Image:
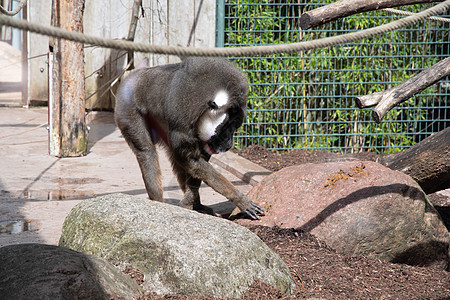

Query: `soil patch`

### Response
(123, 145, 450, 299)
(232, 144, 381, 172)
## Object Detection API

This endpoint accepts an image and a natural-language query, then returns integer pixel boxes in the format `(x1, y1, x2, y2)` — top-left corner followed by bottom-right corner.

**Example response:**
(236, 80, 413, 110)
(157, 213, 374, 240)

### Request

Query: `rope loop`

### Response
(0, 0, 449, 56)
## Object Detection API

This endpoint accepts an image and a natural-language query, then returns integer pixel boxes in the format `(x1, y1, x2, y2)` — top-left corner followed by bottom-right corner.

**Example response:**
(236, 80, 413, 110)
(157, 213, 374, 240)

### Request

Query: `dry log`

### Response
(355, 56, 450, 123)
(381, 126, 450, 194)
(300, 0, 442, 30)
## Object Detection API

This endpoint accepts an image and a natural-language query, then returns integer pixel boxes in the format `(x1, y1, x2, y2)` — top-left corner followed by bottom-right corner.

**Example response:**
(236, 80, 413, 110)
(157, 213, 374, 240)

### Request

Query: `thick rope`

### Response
(0, 0, 27, 16)
(382, 7, 450, 23)
(0, 0, 449, 56)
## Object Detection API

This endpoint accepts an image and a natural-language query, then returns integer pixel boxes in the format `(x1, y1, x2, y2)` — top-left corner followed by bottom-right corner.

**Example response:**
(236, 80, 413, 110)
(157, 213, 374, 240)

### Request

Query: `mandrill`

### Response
(114, 57, 264, 220)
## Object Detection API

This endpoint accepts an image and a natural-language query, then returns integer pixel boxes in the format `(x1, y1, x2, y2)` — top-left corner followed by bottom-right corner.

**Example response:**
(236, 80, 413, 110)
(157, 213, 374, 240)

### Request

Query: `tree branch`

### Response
(300, 0, 442, 30)
(355, 56, 450, 123)
(126, 0, 142, 69)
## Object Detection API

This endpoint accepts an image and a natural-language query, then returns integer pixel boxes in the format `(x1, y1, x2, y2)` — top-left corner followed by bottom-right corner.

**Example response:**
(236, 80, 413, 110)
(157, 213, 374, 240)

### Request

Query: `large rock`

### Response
(240, 161, 449, 269)
(59, 194, 296, 298)
(0, 243, 141, 299)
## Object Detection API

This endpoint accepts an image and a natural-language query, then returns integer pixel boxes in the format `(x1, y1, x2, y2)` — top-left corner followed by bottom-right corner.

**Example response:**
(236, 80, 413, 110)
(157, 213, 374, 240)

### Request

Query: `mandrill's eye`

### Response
(208, 101, 219, 110)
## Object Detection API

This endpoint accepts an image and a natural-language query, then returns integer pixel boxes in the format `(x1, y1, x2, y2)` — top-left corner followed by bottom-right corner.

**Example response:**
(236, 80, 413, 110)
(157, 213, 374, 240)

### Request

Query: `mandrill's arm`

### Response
(188, 158, 265, 220)
(169, 130, 265, 220)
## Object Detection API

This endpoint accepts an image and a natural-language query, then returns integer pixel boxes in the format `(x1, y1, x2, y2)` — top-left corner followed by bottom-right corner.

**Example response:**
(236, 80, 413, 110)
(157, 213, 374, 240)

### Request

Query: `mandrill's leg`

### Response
(172, 161, 216, 215)
(116, 113, 164, 202)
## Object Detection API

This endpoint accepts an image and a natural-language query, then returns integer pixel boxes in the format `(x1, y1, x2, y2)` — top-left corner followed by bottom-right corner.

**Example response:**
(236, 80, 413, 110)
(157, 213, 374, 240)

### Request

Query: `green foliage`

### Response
(224, 1, 449, 153)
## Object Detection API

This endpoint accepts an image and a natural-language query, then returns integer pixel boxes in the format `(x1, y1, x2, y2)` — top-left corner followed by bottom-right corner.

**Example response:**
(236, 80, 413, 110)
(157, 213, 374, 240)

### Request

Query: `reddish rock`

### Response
(240, 161, 449, 269)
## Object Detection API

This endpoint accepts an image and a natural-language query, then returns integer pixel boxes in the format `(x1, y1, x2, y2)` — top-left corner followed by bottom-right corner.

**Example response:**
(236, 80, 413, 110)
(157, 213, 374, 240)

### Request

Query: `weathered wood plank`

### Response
(150, 0, 169, 66)
(168, 1, 194, 63)
(27, 0, 51, 105)
(132, 0, 150, 66)
(193, 0, 216, 48)
(84, 0, 130, 110)
(84, 0, 113, 110)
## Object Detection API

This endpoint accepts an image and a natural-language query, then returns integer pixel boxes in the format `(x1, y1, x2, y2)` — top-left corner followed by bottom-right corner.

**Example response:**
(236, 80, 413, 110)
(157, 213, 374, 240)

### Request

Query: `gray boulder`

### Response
(59, 193, 296, 298)
(0, 243, 141, 299)
(239, 161, 449, 269)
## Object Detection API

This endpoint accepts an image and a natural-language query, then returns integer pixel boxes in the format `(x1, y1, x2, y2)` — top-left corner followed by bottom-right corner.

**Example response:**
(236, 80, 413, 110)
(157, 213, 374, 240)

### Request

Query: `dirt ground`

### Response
(128, 145, 450, 300)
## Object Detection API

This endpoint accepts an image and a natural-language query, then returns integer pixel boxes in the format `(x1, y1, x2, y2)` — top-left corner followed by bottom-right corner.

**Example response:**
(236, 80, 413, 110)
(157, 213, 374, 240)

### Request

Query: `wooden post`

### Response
(49, 0, 87, 157)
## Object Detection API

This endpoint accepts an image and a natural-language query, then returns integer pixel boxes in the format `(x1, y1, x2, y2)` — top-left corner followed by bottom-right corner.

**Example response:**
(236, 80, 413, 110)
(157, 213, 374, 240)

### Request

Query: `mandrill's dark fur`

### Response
(114, 57, 264, 219)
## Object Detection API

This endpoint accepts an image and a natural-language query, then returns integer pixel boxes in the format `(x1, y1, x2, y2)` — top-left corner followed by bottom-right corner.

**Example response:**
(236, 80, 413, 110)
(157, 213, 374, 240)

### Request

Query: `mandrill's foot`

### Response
(179, 201, 217, 216)
(192, 203, 218, 217)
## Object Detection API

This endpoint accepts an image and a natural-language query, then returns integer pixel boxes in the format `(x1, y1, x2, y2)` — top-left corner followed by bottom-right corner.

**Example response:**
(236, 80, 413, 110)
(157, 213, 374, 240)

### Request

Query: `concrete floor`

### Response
(0, 107, 267, 247)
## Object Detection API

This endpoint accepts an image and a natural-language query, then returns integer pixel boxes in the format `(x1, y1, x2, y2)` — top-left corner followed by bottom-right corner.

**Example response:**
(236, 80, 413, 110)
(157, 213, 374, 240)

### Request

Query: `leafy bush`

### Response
(224, 1, 449, 153)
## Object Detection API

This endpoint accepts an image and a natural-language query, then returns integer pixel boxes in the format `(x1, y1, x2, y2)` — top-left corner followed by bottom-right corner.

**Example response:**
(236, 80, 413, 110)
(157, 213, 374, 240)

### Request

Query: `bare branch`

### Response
(355, 56, 450, 123)
(126, 0, 143, 69)
(300, 0, 442, 30)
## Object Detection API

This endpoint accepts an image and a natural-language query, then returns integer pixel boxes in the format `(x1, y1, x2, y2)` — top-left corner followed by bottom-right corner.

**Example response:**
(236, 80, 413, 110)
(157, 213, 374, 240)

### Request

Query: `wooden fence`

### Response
(3, 0, 216, 109)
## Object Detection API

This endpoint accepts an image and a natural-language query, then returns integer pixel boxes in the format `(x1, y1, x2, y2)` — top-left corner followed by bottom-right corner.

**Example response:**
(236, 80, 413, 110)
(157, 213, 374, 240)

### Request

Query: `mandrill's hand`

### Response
(244, 201, 265, 220)
(228, 194, 266, 220)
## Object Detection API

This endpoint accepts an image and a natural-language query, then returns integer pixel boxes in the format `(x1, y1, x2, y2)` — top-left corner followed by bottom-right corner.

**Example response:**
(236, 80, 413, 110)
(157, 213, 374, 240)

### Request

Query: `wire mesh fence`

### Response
(218, 1, 450, 153)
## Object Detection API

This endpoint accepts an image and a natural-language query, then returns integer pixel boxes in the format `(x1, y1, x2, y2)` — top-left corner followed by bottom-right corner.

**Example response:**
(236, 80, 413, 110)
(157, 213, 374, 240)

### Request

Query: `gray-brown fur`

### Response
(114, 57, 264, 220)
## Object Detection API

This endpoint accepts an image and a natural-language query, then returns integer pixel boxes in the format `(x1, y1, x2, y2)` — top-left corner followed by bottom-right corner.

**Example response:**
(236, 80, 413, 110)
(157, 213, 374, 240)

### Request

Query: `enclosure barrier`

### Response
(218, 1, 450, 152)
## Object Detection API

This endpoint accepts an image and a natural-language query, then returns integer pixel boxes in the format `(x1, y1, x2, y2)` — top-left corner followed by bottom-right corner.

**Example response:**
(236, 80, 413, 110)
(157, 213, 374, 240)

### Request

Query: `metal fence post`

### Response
(216, 0, 225, 47)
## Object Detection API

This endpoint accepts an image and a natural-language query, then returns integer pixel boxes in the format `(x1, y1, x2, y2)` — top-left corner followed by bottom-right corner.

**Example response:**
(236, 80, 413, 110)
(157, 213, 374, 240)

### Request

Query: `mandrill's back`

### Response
(114, 61, 181, 125)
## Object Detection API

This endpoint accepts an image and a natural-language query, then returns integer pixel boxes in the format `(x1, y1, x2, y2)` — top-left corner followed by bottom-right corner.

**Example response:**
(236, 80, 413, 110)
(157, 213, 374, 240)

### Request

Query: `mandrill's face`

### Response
(197, 89, 247, 156)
